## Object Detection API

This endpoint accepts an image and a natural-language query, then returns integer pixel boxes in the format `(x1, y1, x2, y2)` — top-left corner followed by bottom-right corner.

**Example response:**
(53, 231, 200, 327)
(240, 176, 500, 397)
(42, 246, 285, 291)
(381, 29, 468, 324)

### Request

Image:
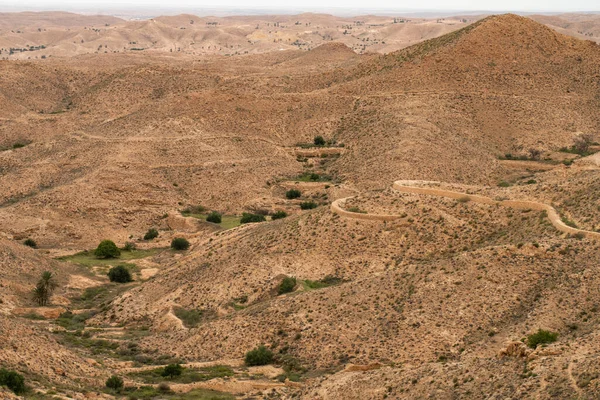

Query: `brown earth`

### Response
(0, 12, 600, 400)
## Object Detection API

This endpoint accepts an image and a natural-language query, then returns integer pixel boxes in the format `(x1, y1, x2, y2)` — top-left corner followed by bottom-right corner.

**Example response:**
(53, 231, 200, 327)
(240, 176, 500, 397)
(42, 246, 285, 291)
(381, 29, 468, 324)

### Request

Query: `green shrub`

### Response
(23, 238, 37, 248)
(107, 265, 133, 283)
(313, 136, 326, 146)
(497, 181, 511, 187)
(122, 242, 136, 251)
(278, 276, 297, 295)
(162, 364, 184, 379)
(245, 345, 274, 366)
(285, 189, 301, 199)
(171, 237, 190, 250)
(240, 213, 266, 224)
(94, 240, 121, 259)
(271, 211, 288, 220)
(0, 368, 25, 395)
(144, 228, 159, 240)
(309, 173, 320, 181)
(206, 211, 222, 224)
(300, 201, 317, 210)
(105, 375, 124, 392)
(526, 329, 558, 349)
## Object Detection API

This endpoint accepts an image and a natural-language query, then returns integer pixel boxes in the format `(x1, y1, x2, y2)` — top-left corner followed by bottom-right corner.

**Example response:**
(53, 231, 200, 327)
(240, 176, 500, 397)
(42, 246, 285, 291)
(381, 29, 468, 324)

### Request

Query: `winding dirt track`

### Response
(331, 180, 600, 240)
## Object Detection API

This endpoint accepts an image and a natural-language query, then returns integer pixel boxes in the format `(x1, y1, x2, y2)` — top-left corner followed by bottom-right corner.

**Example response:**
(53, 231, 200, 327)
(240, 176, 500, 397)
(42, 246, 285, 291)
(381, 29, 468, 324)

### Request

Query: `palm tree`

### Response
(32, 271, 57, 306)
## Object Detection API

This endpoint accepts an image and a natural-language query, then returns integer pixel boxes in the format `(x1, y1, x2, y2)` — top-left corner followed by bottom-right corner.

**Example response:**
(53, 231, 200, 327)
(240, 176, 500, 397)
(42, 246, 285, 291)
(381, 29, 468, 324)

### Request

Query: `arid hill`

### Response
(0, 12, 600, 399)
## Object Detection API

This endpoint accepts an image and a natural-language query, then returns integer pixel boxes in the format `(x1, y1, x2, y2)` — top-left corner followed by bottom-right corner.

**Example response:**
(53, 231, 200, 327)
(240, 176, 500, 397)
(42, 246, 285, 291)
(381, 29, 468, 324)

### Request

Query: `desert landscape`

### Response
(1, 7, 600, 400)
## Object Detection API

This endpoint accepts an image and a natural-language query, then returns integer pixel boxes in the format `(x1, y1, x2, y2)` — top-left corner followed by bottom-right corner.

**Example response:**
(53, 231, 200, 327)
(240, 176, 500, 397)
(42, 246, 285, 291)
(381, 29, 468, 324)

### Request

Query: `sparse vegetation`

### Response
(245, 345, 274, 366)
(94, 240, 121, 259)
(171, 237, 190, 250)
(162, 363, 184, 379)
(23, 238, 37, 248)
(271, 210, 288, 220)
(278, 276, 297, 294)
(32, 271, 57, 306)
(300, 201, 318, 210)
(526, 329, 558, 348)
(107, 265, 133, 283)
(144, 228, 159, 240)
(0, 368, 25, 395)
(105, 375, 124, 392)
(206, 211, 222, 223)
(240, 213, 266, 224)
(173, 307, 204, 328)
(286, 189, 302, 199)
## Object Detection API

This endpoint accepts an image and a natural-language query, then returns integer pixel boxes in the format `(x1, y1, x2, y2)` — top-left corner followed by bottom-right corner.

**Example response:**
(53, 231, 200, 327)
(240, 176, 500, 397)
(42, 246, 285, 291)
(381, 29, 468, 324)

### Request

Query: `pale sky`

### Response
(1, 0, 598, 14)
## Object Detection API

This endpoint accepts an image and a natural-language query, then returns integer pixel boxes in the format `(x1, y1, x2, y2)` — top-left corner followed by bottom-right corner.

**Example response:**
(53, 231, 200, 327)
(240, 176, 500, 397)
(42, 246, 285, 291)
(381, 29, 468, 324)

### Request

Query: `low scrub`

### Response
(144, 228, 159, 240)
(171, 237, 190, 250)
(206, 211, 222, 224)
(173, 307, 204, 328)
(240, 213, 266, 224)
(526, 329, 558, 349)
(271, 210, 288, 220)
(278, 276, 297, 294)
(0, 368, 25, 395)
(107, 265, 133, 283)
(300, 201, 318, 210)
(285, 189, 301, 199)
(23, 238, 37, 248)
(245, 345, 274, 366)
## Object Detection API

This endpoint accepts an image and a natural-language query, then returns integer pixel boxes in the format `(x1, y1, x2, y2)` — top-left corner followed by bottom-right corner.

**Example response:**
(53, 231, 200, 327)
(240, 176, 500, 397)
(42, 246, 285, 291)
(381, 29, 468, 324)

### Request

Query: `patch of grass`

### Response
(497, 181, 511, 188)
(346, 206, 367, 214)
(173, 307, 205, 328)
(303, 276, 344, 290)
(561, 216, 578, 229)
(57, 248, 163, 267)
(55, 310, 96, 331)
(21, 312, 46, 320)
(71, 283, 131, 309)
(129, 365, 234, 385)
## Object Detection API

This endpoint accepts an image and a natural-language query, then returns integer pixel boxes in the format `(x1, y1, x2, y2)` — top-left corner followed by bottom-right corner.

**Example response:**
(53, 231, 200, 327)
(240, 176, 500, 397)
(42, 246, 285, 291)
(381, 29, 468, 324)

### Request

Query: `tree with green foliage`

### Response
(271, 211, 288, 220)
(162, 364, 184, 379)
(240, 213, 266, 224)
(171, 237, 190, 250)
(206, 211, 222, 224)
(313, 136, 326, 146)
(526, 329, 558, 349)
(0, 368, 25, 395)
(32, 271, 57, 306)
(94, 240, 121, 259)
(245, 345, 274, 366)
(107, 265, 133, 283)
(144, 228, 159, 240)
(105, 375, 123, 392)
(23, 238, 37, 248)
(285, 189, 301, 199)
(278, 276, 297, 294)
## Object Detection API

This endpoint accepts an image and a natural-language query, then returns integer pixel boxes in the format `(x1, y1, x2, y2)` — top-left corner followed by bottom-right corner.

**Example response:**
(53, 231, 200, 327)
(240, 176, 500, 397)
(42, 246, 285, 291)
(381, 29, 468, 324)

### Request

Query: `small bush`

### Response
(94, 240, 121, 259)
(285, 189, 301, 199)
(526, 329, 558, 349)
(105, 375, 124, 392)
(162, 364, 184, 379)
(122, 242, 136, 251)
(158, 382, 171, 393)
(271, 211, 288, 220)
(171, 237, 190, 250)
(278, 276, 297, 295)
(144, 228, 159, 240)
(497, 181, 511, 187)
(300, 201, 317, 210)
(23, 238, 37, 248)
(107, 265, 133, 283)
(240, 213, 266, 224)
(0, 368, 25, 395)
(206, 211, 222, 224)
(173, 307, 203, 328)
(313, 136, 326, 146)
(245, 345, 274, 366)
